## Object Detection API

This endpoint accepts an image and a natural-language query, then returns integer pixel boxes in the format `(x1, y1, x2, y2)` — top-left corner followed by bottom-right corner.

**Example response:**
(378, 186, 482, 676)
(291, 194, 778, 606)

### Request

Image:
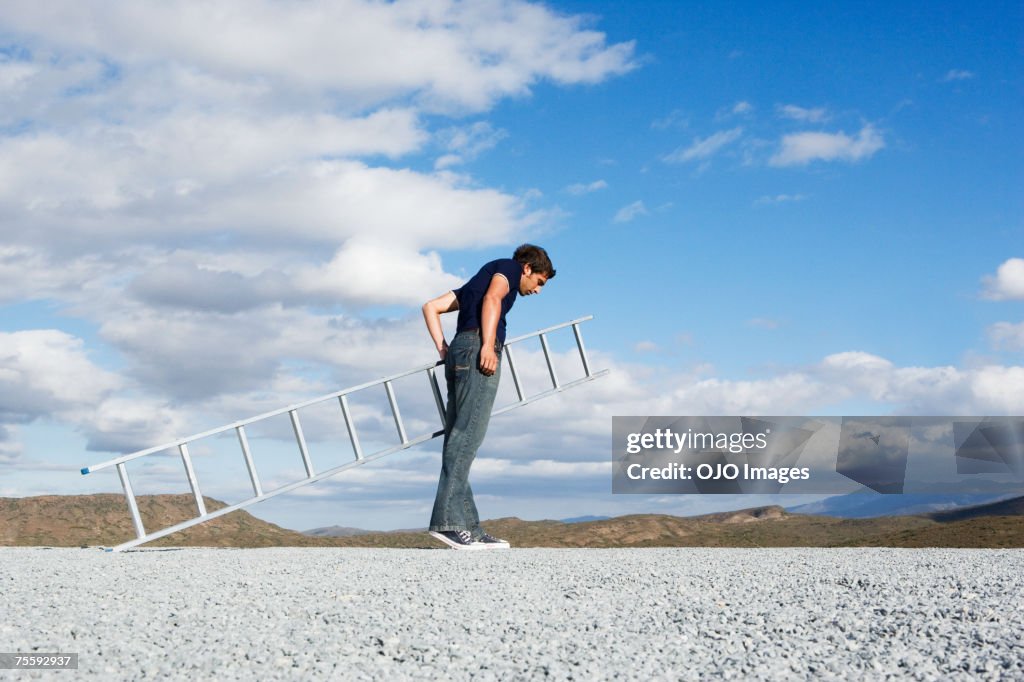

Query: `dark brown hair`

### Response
(513, 244, 556, 278)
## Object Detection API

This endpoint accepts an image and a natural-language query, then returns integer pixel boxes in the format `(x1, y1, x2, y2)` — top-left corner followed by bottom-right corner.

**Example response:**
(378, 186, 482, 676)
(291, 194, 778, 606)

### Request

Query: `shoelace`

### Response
(453, 530, 475, 544)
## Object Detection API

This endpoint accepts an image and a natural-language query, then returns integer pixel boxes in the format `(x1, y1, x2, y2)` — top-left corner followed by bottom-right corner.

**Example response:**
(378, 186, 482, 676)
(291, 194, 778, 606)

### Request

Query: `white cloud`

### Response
(664, 127, 743, 163)
(988, 322, 1024, 351)
(754, 193, 808, 205)
(981, 258, 1024, 300)
(732, 101, 753, 115)
(472, 458, 610, 479)
(0, 330, 121, 420)
(651, 110, 688, 130)
(565, 180, 608, 195)
(295, 241, 463, 306)
(777, 104, 829, 122)
(0, 0, 637, 114)
(613, 200, 648, 223)
(769, 124, 884, 166)
(434, 121, 508, 169)
(942, 69, 975, 82)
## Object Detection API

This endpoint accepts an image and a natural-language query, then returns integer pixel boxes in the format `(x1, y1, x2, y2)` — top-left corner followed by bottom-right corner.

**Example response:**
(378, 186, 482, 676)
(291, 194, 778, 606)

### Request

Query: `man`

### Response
(422, 244, 555, 550)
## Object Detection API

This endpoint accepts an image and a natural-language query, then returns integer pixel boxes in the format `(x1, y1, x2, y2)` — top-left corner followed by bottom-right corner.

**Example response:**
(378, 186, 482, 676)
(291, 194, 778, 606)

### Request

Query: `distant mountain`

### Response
(304, 525, 374, 537)
(560, 515, 610, 524)
(3, 494, 1022, 549)
(925, 495, 1024, 522)
(786, 492, 1011, 518)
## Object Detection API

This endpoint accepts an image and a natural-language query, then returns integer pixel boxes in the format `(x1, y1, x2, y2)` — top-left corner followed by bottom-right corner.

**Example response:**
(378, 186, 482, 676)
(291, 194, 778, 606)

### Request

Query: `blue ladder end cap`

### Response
(80, 467, 90, 475)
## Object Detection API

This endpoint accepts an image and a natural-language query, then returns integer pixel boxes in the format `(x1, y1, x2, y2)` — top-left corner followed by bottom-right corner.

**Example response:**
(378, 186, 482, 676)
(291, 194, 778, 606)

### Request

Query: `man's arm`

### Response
(478, 274, 510, 376)
(422, 291, 458, 360)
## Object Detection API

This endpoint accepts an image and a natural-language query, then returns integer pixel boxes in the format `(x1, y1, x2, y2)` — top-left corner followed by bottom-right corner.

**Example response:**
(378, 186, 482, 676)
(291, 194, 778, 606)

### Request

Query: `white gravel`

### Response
(1, 547, 1021, 681)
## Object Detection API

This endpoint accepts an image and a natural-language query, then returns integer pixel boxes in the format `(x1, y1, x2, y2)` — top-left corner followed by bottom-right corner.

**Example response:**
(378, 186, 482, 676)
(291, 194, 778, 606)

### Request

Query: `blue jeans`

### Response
(429, 330, 501, 537)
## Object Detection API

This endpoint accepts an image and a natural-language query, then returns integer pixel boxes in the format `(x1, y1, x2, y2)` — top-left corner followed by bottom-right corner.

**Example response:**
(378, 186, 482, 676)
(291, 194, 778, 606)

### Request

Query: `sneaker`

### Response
(428, 530, 487, 551)
(476, 531, 510, 549)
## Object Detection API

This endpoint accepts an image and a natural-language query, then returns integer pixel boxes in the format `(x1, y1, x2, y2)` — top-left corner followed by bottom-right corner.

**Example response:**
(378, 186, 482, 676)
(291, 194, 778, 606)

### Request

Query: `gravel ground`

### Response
(1, 547, 1021, 681)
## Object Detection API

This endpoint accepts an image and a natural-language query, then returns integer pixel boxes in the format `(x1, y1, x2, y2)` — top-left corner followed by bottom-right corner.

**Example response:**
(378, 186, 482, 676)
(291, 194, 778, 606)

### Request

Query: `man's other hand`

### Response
(479, 346, 498, 376)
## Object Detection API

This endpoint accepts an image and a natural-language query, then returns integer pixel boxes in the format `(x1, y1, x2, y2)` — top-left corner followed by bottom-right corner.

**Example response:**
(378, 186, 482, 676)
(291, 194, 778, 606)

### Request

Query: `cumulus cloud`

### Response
(754, 193, 808, 205)
(942, 69, 975, 82)
(0, 0, 641, 468)
(0, 330, 121, 420)
(565, 180, 608, 195)
(613, 200, 648, 223)
(0, 330, 184, 452)
(769, 125, 884, 166)
(651, 110, 688, 130)
(0, 0, 637, 113)
(434, 121, 508, 169)
(777, 104, 829, 122)
(981, 258, 1024, 300)
(664, 127, 743, 163)
(988, 322, 1024, 351)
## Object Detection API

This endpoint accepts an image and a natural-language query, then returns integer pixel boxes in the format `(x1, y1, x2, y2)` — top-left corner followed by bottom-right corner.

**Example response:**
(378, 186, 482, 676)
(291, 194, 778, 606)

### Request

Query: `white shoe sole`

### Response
(428, 531, 488, 551)
(479, 541, 511, 549)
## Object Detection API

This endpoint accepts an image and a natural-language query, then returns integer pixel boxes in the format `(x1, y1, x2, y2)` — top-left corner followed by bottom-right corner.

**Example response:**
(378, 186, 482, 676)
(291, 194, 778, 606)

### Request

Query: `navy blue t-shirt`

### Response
(454, 258, 521, 345)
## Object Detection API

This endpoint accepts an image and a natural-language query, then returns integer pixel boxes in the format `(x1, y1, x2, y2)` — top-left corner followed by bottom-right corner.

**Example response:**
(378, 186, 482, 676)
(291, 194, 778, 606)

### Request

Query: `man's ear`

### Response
(522, 263, 533, 276)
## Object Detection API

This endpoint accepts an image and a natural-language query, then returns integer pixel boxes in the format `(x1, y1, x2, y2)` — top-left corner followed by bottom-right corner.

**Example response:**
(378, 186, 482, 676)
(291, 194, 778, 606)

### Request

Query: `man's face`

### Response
(519, 265, 548, 296)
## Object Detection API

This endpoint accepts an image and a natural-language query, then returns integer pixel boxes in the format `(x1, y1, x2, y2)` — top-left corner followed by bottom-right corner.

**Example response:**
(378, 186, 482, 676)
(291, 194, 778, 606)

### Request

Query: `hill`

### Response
(786, 492, 1010, 518)
(2, 495, 1022, 549)
(0, 494, 333, 549)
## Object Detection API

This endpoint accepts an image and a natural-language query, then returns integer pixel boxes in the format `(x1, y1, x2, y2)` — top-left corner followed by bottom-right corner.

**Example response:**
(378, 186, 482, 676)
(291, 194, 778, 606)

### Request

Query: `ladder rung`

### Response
(572, 322, 592, 377)
(236, 425, 263, 497)
(116, 462, 146, 539)
(427, 367, 446, 425)
(338, 395, 363, 460)
(539, 333, 560, 389)
(504, 345, 524, 401)
(178, 443, 207, 517)
(384, 380, 408, 444)
(289, 410, 315, 477)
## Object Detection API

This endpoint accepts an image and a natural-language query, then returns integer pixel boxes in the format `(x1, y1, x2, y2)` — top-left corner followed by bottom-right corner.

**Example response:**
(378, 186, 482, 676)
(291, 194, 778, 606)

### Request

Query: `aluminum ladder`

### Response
(81, 316, 608, 551)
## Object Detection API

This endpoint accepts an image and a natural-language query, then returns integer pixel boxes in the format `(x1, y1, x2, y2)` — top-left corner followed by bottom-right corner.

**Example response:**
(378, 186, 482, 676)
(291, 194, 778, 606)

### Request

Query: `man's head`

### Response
(513, 244, 555, 296)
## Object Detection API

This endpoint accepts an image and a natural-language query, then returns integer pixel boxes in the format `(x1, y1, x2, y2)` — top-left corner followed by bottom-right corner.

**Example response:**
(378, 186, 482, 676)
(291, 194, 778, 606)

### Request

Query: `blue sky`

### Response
(0, 0, 1021, 533)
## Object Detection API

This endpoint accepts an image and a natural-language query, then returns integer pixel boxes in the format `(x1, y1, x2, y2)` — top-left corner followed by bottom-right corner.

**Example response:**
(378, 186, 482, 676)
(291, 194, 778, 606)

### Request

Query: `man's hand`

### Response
(479, 345, 498, 376)
(423, 291, 458, 362)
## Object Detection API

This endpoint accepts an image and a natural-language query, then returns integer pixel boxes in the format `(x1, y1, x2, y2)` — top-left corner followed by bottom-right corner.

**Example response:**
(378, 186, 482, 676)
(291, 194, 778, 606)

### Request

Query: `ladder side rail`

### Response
(384, 381, 409, 444)
(116, 462, 146, 539)
(178, 443, 207, 516)
(89, 324, 592, 475)
(236, 425, 263, 497)
(492, 370, 609, 416)
(503, 315, 593, 345)
(83, 360, 442, 474)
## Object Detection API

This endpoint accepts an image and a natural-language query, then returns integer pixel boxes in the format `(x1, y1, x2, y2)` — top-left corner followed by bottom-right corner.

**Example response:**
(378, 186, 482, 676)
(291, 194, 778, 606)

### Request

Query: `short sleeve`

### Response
(496, 260, 521, 295)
